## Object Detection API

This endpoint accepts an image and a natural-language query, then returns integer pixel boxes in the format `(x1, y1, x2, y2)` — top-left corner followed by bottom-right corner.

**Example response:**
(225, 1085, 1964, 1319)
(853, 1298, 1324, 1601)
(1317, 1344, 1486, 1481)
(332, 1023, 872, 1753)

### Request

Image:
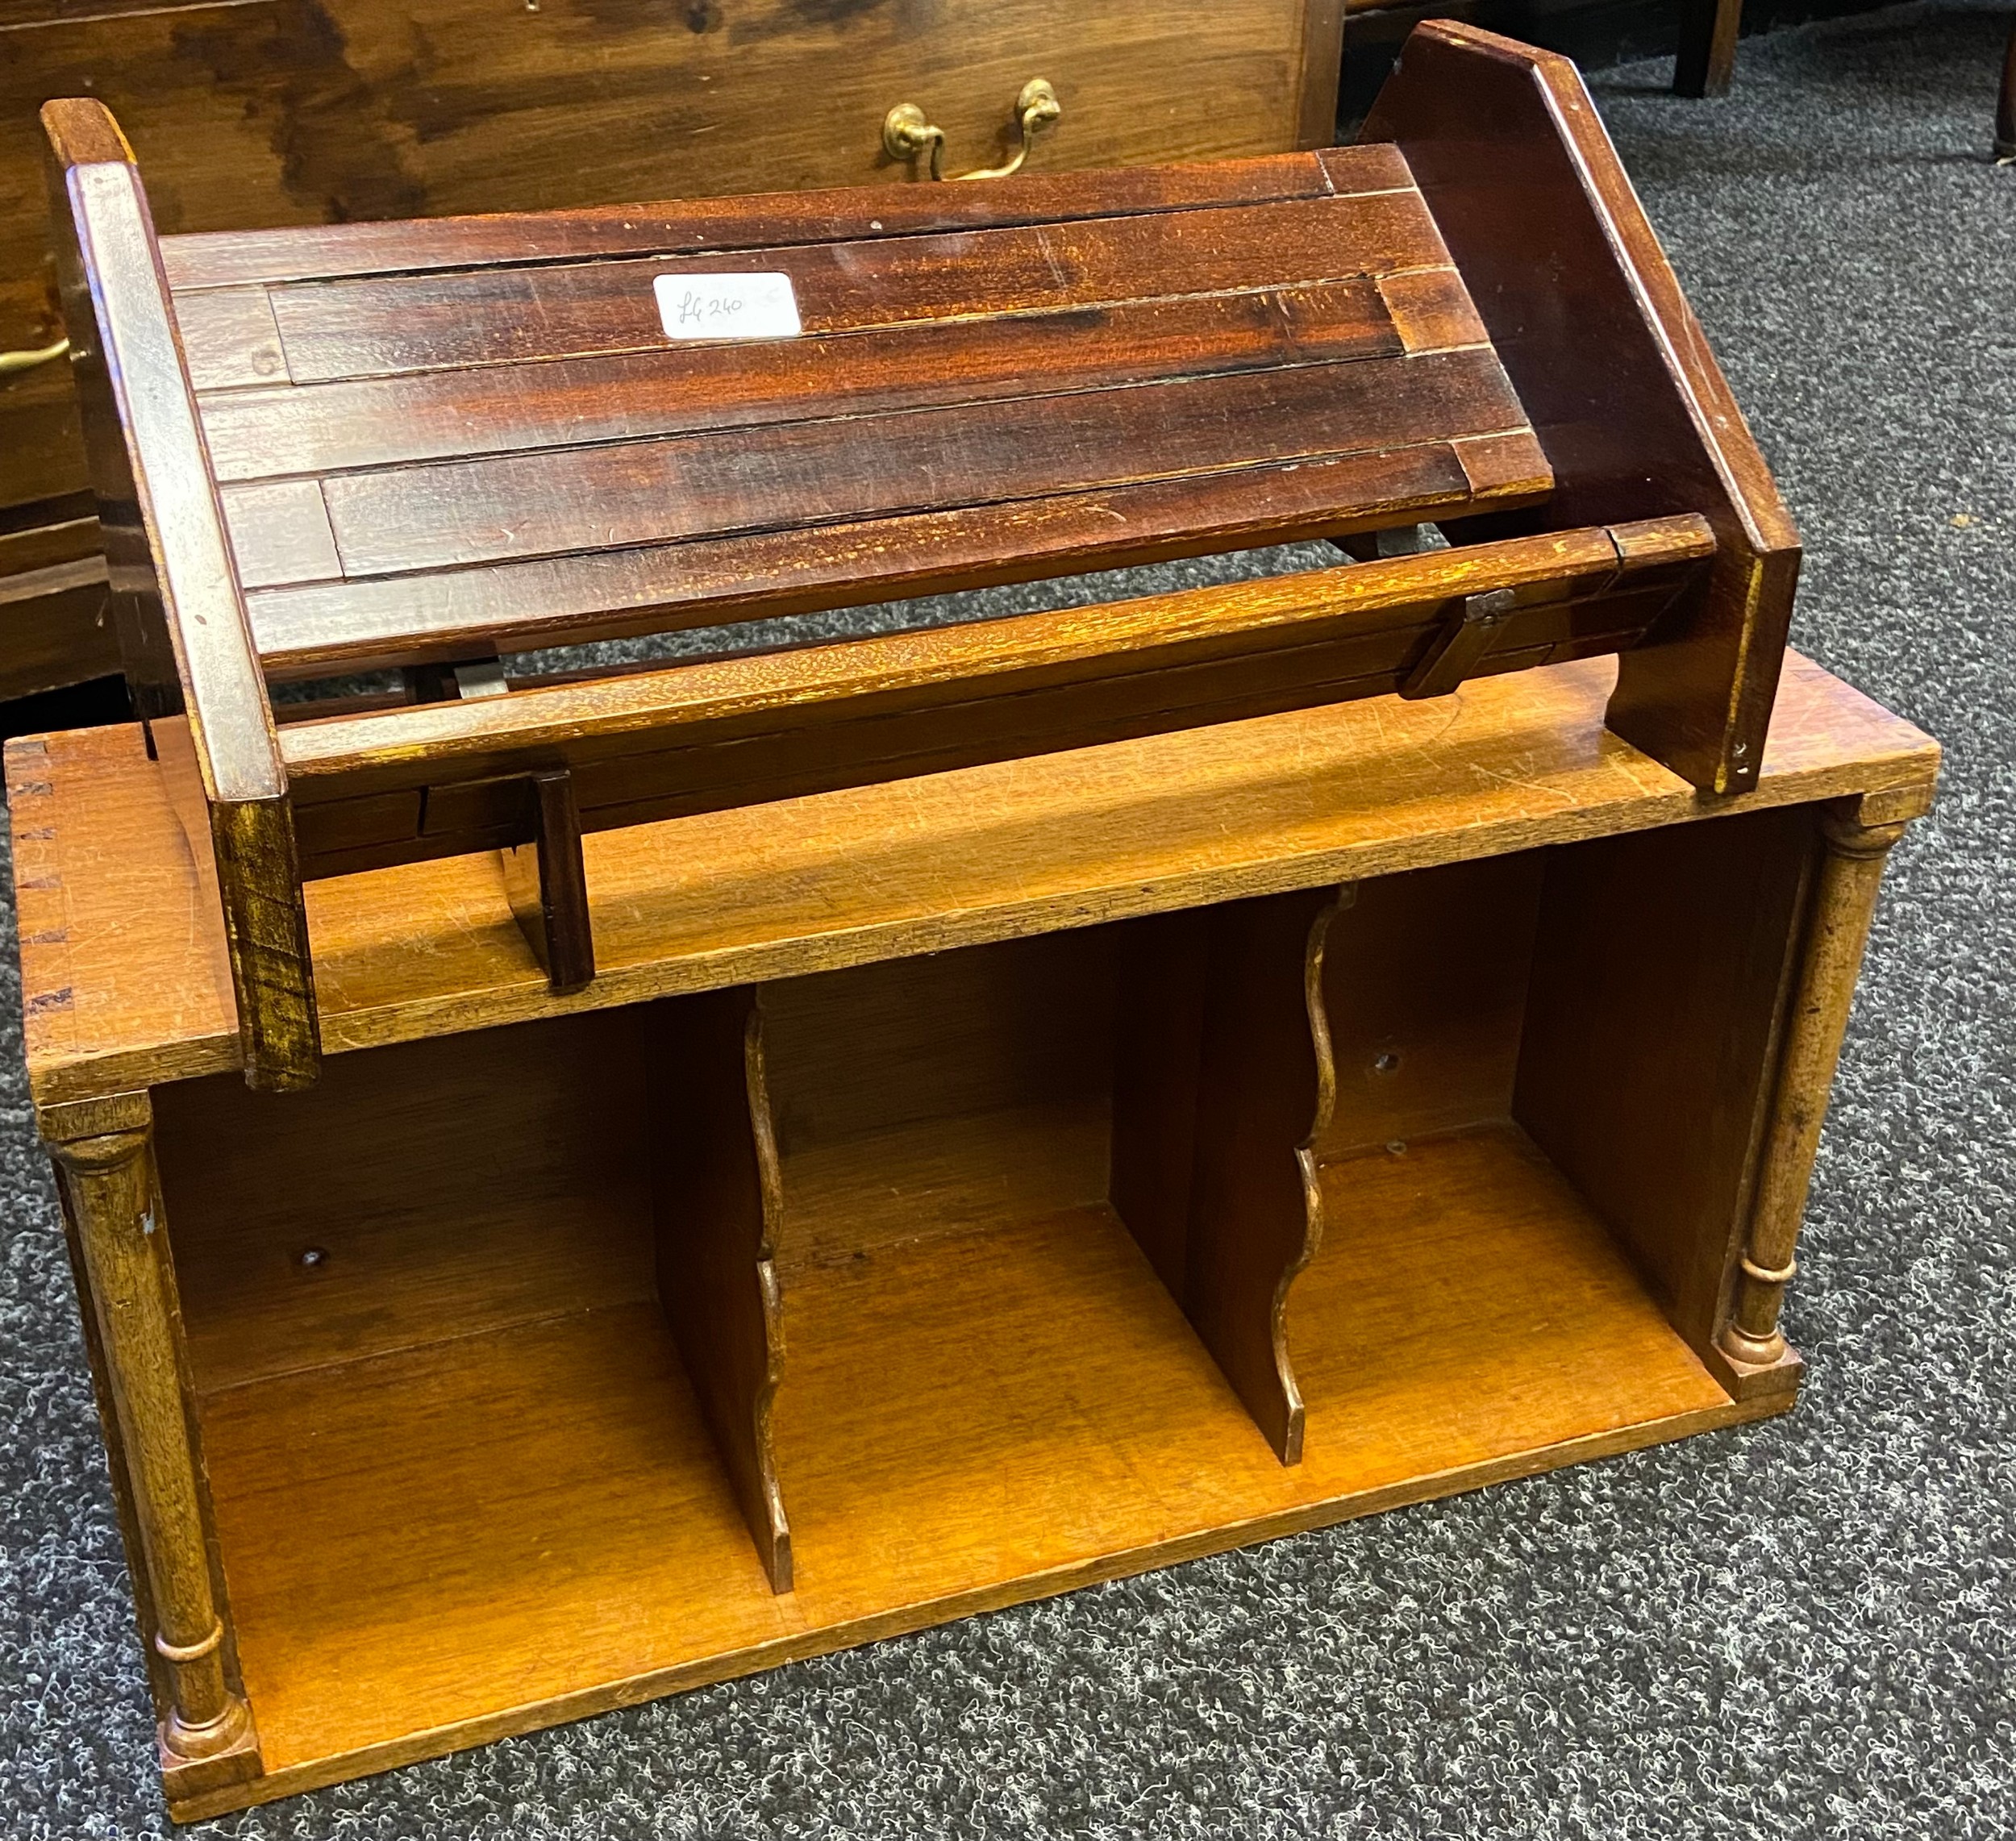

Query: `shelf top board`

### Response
(9, 650, 1937, 1109)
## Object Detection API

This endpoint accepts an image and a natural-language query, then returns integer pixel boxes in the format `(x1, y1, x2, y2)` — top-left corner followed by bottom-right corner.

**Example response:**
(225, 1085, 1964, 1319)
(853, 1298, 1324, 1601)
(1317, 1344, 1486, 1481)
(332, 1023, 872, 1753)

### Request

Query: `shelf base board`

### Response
(185, 1125, 1786, 1821)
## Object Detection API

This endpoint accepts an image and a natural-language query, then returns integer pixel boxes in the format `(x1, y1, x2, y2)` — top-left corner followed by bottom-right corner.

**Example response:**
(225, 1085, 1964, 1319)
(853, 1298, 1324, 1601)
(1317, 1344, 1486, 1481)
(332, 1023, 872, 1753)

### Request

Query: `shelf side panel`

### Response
(1513, 806, 1813, 1366)
(1312, 852, 1547, 1159)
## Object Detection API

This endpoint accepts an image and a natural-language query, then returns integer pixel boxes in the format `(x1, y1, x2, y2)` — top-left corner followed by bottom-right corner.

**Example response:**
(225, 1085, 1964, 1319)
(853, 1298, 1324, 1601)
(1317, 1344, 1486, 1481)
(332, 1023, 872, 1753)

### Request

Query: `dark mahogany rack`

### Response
(45, 22, 1797, 1093)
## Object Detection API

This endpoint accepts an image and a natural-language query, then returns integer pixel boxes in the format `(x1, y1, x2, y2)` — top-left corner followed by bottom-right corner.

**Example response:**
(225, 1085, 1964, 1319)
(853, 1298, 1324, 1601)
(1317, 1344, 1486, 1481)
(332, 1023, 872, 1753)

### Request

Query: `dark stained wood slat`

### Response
(244, 432, 1554, 677)
(239, 192, 1452, 389)
(157, 146, 1412, 292)
(1377, 267, 1489, 354)
(219, 481, 339, 591)
(171, 288, 289, 393)
(239, 348, 1527, 587)
(198, 280, 1405, 485)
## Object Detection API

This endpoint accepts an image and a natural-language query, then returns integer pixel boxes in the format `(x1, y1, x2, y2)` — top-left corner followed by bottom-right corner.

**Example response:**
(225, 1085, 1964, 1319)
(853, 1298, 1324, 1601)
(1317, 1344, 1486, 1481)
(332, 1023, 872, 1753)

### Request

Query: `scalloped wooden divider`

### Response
(642, 988, 793, 1593)
(1114, 887, 1345, 1464)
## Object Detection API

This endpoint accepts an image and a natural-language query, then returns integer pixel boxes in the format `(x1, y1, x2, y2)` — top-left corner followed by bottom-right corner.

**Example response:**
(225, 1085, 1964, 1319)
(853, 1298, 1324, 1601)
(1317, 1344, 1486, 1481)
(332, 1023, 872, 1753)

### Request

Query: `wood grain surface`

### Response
(43, 101, 321, 1088)
(173, 1118, 1764, 1818)
(10, 651, 1939, 1108)
(645, 987, 793, 1593)
(1515, 806, 1816, 1371)
(243, 438, 1532, 679)
(195, 277, 1409, 482)
(273, 519, 1702, 877)
(1360, 24, 1802, 795)
(1175, 889, 1341, 1464)
(159, 145, 1398, 294)
(1314, 851, 1549, 1158)
(225, 192, 1445, 387)
(159, 146, 1539, 678)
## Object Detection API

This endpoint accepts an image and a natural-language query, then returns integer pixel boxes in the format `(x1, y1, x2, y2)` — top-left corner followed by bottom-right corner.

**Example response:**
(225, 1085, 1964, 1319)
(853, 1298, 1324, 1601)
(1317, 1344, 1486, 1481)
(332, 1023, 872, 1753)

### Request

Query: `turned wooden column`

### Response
(48, 1109, 260, 1787)
(1720, 801, 1907, 1368)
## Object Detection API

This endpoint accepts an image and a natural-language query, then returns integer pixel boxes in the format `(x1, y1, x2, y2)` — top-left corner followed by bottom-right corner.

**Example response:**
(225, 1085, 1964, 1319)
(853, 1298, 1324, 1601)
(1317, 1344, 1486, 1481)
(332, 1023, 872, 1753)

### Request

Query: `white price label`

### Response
(652, 272, 802, 342)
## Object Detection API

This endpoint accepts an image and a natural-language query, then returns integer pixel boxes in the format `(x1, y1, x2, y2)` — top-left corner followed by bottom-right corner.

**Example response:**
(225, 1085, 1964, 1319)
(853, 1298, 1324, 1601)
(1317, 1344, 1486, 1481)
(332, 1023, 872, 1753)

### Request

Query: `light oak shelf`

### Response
(186, 1130, 1749, 1808)
(14, 654, 1934, 1105)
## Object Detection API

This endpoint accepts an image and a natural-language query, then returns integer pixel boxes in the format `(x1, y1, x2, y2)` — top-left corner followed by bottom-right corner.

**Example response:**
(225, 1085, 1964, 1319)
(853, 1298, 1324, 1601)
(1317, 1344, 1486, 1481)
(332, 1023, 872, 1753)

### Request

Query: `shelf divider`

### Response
(643, 988, 793, 1592)
(1114, 887, 1346, 1464)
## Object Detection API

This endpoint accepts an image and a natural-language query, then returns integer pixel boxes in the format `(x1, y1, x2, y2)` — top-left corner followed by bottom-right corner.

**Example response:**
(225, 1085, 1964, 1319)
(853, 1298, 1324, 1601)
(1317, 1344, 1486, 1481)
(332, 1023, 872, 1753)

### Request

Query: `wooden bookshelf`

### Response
(15, 650, 1936, 1818)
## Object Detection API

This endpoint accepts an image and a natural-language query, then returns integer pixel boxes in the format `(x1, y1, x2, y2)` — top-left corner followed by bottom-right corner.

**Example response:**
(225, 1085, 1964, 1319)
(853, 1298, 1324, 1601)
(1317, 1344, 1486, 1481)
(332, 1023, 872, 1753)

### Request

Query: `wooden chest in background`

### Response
(0, 0, 1346, 703)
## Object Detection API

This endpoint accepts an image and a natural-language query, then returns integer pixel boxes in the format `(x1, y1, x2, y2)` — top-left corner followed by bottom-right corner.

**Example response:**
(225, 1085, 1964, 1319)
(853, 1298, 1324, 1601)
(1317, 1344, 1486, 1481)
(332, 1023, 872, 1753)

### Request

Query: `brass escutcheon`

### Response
(882, 78, 1061, 181)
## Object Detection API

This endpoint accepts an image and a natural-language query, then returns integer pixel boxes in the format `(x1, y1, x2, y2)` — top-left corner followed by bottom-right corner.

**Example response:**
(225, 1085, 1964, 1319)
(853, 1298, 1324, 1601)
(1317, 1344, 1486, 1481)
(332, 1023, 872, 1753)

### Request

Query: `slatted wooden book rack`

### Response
(40, 22, 1799, 1098)
(15, 23, 1937, 1824)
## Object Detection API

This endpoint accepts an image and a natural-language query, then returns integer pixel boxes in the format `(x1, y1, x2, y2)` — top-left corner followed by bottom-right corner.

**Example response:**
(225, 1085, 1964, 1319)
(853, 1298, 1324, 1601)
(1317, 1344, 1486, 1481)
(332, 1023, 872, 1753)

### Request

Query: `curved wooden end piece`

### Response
(41, 98, 135, 169)
(1361, 20, 1801, 798)
(1117, 888, 1343, 1465)
(645, 986, 793, 1593)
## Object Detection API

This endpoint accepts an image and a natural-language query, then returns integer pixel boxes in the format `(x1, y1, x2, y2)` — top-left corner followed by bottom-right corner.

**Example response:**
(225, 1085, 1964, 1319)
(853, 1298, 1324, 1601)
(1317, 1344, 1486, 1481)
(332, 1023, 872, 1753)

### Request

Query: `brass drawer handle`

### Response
(883, 78, 1061, 181)
(0, 336, 69, 377)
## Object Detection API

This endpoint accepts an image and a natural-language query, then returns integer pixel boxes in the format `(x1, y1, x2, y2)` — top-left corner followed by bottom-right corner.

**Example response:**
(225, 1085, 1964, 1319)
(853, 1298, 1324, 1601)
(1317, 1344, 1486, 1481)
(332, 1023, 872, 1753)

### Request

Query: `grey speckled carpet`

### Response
(4, 6, 2014, 1835)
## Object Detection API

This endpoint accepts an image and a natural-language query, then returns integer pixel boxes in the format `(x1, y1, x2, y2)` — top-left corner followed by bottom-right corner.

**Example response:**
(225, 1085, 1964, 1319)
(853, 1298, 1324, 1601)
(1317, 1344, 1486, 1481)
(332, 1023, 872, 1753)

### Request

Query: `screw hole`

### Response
(298, 1247, 327, 1269)
(1372, 1051, 1401, 1074)
(1385, 1139, 1407, 1156)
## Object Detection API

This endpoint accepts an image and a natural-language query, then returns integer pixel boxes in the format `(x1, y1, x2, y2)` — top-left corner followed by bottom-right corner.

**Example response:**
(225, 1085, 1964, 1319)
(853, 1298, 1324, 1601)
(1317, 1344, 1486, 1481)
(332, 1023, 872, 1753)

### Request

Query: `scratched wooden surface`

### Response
(153, 145, 1547, 682)
(8, 649, 1939, 1107)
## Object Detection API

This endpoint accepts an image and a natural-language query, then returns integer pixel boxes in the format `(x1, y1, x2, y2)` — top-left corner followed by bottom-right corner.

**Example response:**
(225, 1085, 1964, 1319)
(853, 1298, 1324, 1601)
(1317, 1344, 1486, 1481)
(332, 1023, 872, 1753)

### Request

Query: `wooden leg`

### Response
(1997, 19, 2015, 164)
(47, 1106, 261, 1797)
(1676, 0, 1743, 98)
(1718, 799, 1906, 1372)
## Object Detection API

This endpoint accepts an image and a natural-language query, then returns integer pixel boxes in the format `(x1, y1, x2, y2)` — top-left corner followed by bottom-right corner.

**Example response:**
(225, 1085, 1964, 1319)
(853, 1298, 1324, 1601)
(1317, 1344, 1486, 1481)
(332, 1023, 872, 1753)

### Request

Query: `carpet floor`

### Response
(2, 6, 2013, 1835)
